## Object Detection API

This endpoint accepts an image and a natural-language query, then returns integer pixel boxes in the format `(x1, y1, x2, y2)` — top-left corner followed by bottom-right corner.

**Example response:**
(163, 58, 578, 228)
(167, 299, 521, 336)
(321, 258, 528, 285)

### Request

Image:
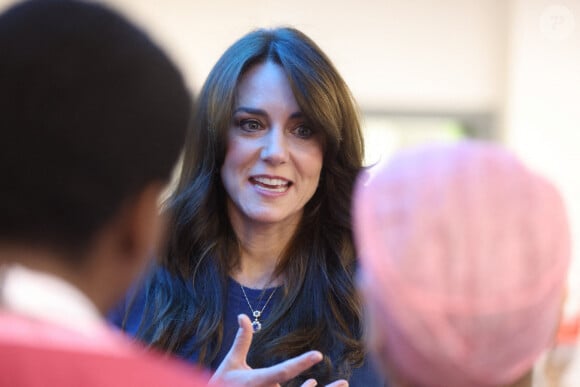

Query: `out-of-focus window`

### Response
(361, 111, 496, 166)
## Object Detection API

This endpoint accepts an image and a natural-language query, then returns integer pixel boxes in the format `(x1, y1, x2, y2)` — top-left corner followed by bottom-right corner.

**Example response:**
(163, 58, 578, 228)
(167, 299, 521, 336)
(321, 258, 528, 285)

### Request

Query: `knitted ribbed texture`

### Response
(354, 141, 570, 386)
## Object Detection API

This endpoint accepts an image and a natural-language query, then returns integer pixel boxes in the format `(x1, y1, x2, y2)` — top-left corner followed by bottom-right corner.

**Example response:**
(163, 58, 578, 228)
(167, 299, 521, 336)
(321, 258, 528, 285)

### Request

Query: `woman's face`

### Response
(220, 61, 323, 228)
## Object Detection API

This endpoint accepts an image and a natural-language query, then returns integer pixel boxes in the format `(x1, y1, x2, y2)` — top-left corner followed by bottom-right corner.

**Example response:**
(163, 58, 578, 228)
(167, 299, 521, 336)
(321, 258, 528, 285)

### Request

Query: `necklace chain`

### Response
(240, 284, 277, 333)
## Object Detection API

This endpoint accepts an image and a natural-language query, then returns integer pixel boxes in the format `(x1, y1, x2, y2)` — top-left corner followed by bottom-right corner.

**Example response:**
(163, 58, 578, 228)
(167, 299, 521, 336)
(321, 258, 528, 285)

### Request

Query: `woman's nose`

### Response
(261, 128, 289, 165)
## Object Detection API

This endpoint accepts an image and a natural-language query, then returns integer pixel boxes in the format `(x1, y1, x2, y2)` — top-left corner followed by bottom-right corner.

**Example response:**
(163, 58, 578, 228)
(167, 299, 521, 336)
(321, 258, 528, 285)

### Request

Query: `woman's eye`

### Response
(239, 119, 262, 131)
(294, 125, 313, 139)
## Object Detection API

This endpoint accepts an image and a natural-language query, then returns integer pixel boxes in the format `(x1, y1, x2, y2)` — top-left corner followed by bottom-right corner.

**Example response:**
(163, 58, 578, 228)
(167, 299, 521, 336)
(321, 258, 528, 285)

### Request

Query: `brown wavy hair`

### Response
(130, 27, 365, 385)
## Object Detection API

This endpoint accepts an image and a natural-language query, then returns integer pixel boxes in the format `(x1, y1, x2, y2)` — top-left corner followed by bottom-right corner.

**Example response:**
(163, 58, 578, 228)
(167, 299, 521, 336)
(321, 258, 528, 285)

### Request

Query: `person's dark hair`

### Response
(127, 27, 364, 385)
(0, 0, 192, 256)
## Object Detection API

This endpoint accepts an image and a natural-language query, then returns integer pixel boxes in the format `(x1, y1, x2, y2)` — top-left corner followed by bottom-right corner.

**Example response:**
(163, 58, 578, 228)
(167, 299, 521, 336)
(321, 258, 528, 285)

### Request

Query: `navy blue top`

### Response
(109, 271, 385, 386)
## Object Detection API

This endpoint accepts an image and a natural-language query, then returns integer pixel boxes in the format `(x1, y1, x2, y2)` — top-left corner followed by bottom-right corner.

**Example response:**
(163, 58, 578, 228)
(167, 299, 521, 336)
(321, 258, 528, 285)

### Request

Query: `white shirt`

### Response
(0, 263, 104, 337)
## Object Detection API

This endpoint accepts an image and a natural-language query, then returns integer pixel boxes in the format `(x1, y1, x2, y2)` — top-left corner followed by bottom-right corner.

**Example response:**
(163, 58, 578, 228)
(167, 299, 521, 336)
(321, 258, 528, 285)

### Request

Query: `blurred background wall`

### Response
(2, 0, 579, 317)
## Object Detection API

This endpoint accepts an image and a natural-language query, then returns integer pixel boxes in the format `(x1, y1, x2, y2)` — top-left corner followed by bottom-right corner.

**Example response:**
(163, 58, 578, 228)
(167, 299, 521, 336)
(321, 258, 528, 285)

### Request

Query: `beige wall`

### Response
(504, 0, 580, 318)
(100, 0, 508, 113)
(0, 0, 508, 111)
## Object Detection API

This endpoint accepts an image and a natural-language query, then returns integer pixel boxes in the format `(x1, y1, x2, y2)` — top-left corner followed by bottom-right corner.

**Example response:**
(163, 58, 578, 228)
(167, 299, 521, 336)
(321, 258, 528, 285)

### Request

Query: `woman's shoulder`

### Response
(106, 264, 187, 332)
(106, 279, 147, 334)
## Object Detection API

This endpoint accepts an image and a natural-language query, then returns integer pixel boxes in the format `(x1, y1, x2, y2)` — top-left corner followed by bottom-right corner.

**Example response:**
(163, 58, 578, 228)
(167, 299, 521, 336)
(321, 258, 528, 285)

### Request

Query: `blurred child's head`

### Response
(354, 141, 570, 386)
(0, 0, 191, 259)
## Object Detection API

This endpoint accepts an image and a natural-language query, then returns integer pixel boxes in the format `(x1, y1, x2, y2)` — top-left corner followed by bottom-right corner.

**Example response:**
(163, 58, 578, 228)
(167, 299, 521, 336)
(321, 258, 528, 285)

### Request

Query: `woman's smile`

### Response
(249, 175, 292, 194)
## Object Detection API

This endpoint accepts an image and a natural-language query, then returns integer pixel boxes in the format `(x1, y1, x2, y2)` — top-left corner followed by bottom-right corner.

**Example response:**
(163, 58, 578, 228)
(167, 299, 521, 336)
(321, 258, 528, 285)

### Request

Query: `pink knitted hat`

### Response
(354, 141, 570, 387)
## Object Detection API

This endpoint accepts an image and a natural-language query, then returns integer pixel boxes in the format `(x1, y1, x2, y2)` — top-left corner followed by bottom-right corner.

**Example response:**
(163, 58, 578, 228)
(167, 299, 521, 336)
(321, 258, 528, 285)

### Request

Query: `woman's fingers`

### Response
(325, 380, 349, 387)
(248, 350, 323, 386)
(210, 317, 330, 387)
(224, 314, 254, 364)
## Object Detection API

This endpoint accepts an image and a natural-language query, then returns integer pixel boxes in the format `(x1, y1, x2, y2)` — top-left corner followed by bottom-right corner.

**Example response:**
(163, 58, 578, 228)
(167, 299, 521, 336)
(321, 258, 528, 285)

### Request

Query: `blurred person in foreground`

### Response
(353, 141, 571, 387)
(0, 1, 325, 386)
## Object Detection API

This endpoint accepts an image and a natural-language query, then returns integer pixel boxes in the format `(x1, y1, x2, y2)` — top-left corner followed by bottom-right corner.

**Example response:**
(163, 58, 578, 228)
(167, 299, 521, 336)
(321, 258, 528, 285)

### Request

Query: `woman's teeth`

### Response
(251, 177, 291, 192)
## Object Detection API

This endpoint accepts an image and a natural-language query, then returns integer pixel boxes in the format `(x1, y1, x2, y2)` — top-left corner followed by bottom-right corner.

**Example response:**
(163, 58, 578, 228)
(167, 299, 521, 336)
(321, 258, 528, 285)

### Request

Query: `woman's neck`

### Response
(227, 206, 300, 289)
(231, 234, 286, 289)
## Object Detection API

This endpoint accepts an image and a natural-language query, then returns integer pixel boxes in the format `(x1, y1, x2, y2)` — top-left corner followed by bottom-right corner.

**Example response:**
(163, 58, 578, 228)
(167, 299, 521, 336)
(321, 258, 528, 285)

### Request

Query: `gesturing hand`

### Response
(208, 314, 348, 387)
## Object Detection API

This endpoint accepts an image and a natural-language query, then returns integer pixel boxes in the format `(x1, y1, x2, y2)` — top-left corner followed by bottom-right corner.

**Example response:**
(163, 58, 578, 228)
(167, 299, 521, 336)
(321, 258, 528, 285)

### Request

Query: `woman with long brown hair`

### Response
(113, 27, 384, 386)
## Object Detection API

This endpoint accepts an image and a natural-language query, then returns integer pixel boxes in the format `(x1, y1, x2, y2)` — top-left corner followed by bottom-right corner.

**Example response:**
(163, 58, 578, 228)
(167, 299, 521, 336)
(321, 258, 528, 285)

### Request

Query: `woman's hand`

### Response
(208, 314, 348, 387)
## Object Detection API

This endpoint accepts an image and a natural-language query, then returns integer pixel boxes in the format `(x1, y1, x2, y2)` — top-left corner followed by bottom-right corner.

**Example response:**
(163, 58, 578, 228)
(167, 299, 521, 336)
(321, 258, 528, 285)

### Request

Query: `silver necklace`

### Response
(240, 284, 277, 333)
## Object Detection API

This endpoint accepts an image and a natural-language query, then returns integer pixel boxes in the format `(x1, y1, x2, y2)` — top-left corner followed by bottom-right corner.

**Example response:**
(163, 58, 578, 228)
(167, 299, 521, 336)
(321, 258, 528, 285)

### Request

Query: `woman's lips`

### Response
(250, 176, 292, 193)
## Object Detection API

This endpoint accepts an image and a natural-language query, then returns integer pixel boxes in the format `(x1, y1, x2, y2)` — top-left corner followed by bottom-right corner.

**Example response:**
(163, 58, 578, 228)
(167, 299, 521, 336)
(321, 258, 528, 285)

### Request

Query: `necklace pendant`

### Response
(251, 319, 262, 332)
(239, 284, 277, 334)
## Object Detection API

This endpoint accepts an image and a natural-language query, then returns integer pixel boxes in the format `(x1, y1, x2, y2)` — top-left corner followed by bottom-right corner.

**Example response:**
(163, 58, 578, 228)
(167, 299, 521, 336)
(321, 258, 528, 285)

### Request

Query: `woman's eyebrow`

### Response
(233, 107, 304, 120)
(233, 107, 268, 116)
(289, 112, 304, 119)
